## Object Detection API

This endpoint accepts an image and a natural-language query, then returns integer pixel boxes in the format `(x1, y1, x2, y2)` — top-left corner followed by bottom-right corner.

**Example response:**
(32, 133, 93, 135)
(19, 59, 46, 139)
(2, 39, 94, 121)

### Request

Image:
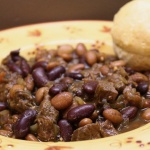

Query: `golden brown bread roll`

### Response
(111, 0, 150, 71)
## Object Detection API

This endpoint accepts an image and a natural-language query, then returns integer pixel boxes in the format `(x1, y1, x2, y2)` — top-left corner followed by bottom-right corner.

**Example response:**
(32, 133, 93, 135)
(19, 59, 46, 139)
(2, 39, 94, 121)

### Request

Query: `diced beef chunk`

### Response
(36, 98, 59, 141)
(108, 73, 128, 93)
(0, 67, 21, 102)
(94, 80, 118, 103)
(36, 117, 59, 142)
(37, 96, 59, 122)
(98, 120, 118, 137)
(123, 86, 142, 107)
(7, 86, 35, 113)
(71, 123, 101, 141)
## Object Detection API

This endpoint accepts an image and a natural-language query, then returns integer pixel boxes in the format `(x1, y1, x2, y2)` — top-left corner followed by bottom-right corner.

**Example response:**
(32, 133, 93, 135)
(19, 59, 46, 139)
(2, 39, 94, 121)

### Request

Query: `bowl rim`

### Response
(0, 20, 150, 150)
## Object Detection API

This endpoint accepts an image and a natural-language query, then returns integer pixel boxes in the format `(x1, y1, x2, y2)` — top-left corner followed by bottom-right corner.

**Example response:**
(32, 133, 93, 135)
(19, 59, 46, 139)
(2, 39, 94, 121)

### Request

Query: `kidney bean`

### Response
(20, 59, 31, 77)
(32, 67, 49, 87)
(67, 104, 95, 122)
(51, 92, 73, 110)
(141, 108, 150, 120)
(78, 118, 93, 127)
(13, 109, 36, 138)
(58, 119, 73, 141)
(68, 64, 85, 73)
(75, 89, 83, 97)
(0, 102, 7, 111)
(10, 49, 20, 61)
(49, 83, 68, 96)
(125, 66, 135, 75)
(35, 87, 49, 105)
(120, 106, 138, 120)
(75, 43, 87, 57)
(65, 72, 83, 80)
(47, 66, 66, 81)
(25, 134, 38, 141)
(85, 51, 97, 66)
(137, 81, 149, 95)
(32, 61, 48, 70)
(103, 108, 123, 124)
(62, 98, 81, 119)
(83, 80, 98, 94)
(7, 63, 23, 75)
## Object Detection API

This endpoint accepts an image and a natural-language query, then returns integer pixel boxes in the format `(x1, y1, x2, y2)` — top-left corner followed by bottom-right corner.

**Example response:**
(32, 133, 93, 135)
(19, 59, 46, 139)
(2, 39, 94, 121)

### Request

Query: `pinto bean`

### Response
(46, 62, 60, 71)
(100, 65, 110, 76)
(103, 108, 123, 124)
(35, 87, 49, 105)
(141, 108, 150, 120)
(68, 64, 85, 73)
(140, 99, 150, 108)
(25, 134, 39, 141)
(67, 104, 95, 122)
(25, 74, 34, 91)
(75, 43, 87, 57)
(60, 77, 73, 85)
(78, 118, 93, 127)
(60, 53, 72, 61)
(90, 110, 99, 121)
(57, 44, 74, 55)
(57, 45, 73, 61)
(51, 92, 73, 110)
(85, 51, 97, 66)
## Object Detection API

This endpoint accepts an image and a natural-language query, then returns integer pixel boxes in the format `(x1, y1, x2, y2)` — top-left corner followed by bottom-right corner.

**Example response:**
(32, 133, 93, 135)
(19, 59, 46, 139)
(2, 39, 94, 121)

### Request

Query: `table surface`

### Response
(0, 0, 131, 30)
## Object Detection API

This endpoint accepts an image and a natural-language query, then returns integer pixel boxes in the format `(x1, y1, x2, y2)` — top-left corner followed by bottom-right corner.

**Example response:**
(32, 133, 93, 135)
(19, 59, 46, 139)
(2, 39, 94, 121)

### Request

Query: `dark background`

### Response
(0, 0, 131, 30)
